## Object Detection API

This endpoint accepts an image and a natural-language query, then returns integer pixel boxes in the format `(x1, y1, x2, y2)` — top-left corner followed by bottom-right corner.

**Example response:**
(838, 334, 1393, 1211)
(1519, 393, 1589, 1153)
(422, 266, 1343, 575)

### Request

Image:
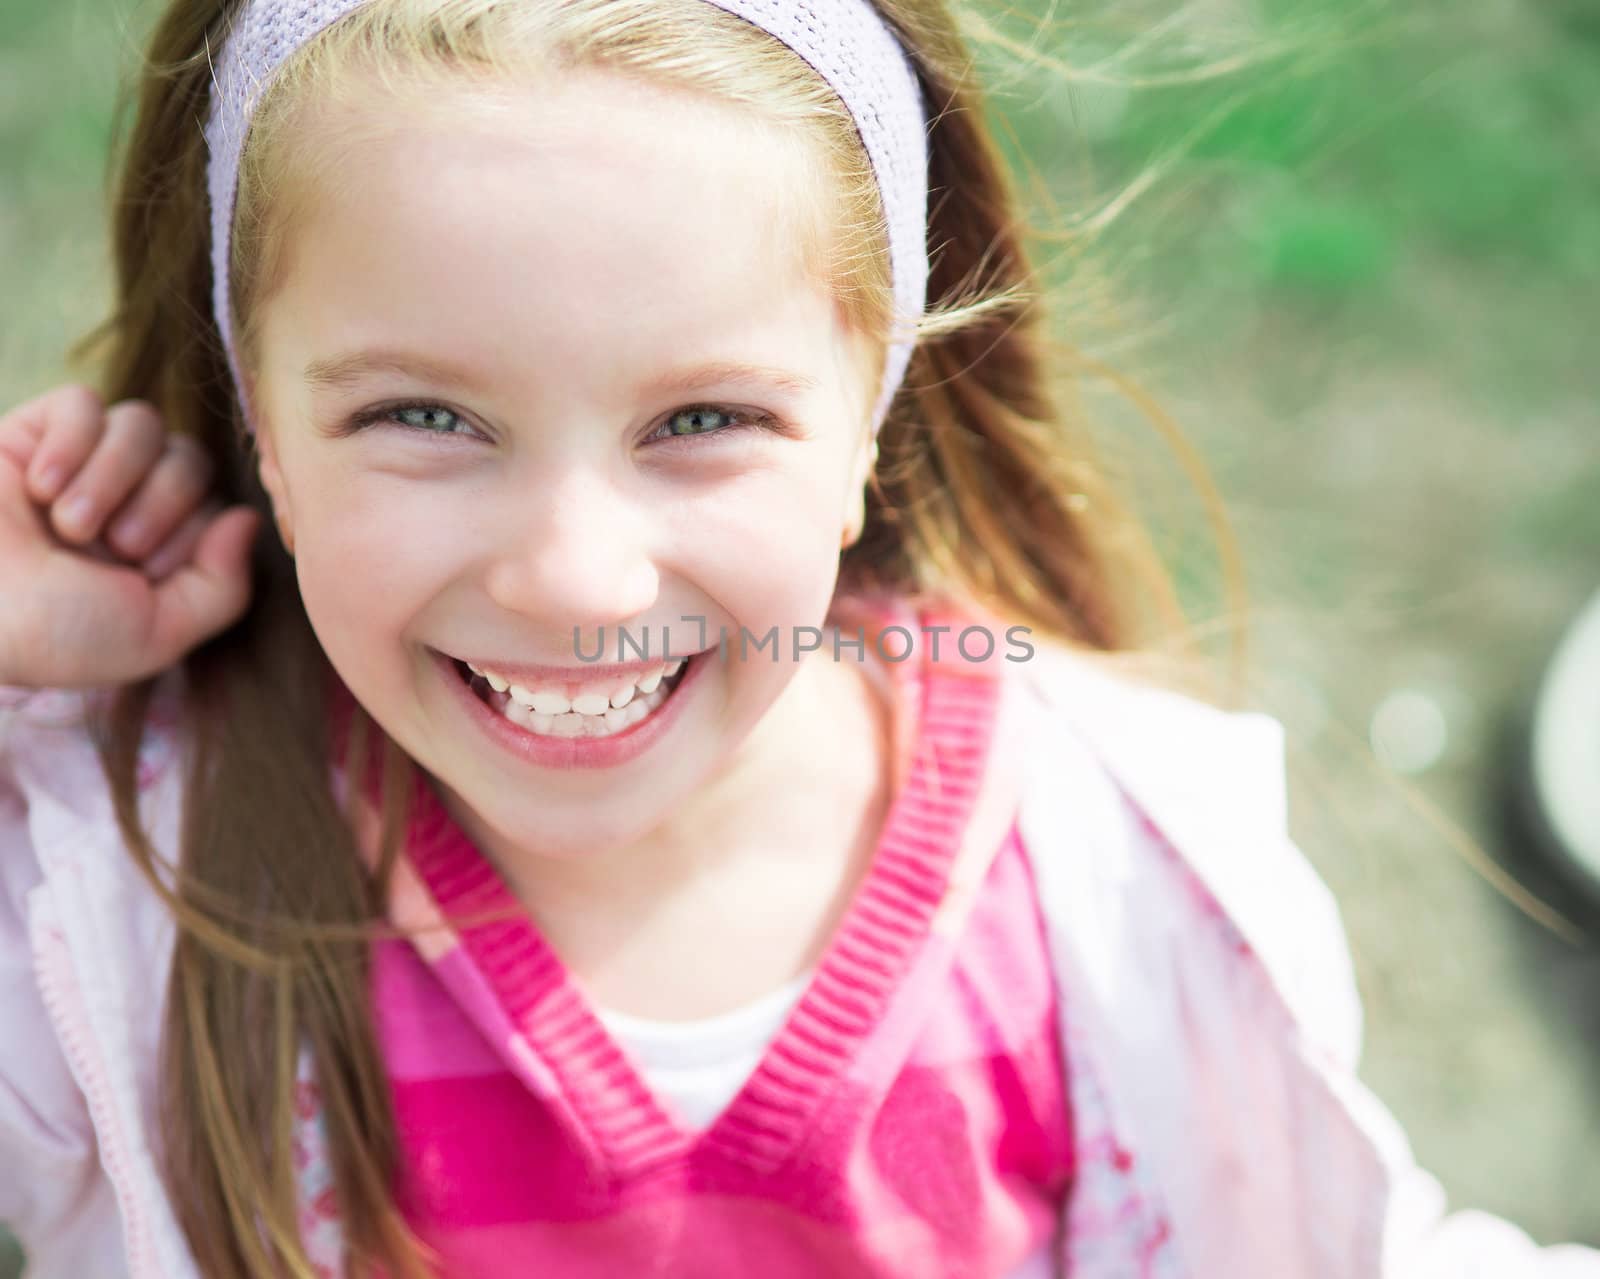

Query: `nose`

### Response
(483, 463, 661, 634)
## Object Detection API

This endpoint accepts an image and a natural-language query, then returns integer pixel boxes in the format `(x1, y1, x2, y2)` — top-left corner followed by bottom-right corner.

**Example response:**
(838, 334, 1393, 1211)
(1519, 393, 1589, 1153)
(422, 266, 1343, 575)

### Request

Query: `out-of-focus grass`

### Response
(0, 0, 157, 407)
(983, 1, 1600, 408)
(968, 0, 1600, 635)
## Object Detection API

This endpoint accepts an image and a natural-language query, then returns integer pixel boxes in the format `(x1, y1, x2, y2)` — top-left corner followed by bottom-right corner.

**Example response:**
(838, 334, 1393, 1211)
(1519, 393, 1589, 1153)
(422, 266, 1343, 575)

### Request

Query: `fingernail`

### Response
(144, 543, 183, 581)
(31, 463, 66, 497)
(58, 493, 96, 532)
(111, 516, 147, 551)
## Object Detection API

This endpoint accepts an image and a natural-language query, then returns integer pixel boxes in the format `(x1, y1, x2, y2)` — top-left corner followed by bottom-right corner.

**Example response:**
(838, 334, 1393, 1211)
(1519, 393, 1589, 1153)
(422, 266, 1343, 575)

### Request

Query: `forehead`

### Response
(258, 68, 844, 393)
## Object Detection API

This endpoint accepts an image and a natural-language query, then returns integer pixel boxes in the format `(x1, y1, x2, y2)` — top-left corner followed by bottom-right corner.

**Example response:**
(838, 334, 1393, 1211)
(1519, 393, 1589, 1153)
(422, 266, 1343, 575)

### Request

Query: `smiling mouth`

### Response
(449, 655, 694, 740)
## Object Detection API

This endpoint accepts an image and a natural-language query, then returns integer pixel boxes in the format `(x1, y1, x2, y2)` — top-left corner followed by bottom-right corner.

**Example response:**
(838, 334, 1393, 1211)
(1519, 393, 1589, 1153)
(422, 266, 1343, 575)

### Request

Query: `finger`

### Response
(0, 385, 106, 500)
(140, 507, 259, 669)
(105, 434, 215, 561)
(0, 388, 59, 472)
(50, 400, 165, 545)
(141, 501, 216, 583)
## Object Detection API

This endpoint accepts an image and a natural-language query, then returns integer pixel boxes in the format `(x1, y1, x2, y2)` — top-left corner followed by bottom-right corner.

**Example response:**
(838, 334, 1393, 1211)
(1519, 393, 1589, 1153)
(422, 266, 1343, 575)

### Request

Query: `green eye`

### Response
(394, 406, 467, 434)
(664, 407, 733, 437)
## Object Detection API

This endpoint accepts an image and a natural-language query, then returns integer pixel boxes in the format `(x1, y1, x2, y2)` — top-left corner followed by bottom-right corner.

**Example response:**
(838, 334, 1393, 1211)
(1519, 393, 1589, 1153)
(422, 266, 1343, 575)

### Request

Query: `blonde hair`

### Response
(82, 0, 1240, 1274)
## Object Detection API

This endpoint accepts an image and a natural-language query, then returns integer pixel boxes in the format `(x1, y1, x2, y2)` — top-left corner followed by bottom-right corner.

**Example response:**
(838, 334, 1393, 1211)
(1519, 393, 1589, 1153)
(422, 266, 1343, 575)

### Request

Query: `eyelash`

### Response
(340, 399, 781, 446)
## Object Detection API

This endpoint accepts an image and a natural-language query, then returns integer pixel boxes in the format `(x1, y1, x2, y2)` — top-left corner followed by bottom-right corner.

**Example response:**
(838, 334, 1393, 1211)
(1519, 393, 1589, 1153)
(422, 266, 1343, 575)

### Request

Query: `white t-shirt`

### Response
(595, 974, 810, 1130)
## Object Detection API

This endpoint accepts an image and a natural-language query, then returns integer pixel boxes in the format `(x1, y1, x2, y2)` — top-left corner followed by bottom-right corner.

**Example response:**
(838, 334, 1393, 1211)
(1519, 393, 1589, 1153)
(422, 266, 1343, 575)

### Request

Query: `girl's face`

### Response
(250, 69, 879, 861)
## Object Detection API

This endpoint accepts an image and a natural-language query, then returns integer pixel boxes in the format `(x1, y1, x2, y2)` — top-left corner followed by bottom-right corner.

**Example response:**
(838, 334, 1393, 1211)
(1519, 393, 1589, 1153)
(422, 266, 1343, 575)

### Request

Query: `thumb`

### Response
(141, 506, 260, 669)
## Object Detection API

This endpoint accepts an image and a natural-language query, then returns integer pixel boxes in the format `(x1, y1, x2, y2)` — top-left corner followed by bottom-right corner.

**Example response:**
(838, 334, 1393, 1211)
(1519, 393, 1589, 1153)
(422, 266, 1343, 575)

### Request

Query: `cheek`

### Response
(669, 465, 848, 624)
(289, 474, 465, 657)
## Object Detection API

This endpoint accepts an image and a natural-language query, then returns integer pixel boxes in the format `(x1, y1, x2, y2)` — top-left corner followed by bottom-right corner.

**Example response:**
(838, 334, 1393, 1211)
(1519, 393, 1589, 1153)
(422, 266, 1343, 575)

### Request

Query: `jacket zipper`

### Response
(30, 907, 167, 1279)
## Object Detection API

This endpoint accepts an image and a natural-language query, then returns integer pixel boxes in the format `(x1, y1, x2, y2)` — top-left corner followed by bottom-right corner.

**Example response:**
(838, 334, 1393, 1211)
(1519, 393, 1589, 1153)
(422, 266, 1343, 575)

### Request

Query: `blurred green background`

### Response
(2, 0, 1597, 1271)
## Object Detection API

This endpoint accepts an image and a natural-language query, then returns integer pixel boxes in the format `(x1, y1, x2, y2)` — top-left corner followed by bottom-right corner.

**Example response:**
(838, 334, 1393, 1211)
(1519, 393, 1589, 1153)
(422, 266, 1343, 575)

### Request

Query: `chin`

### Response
(447, 788, 660, 863)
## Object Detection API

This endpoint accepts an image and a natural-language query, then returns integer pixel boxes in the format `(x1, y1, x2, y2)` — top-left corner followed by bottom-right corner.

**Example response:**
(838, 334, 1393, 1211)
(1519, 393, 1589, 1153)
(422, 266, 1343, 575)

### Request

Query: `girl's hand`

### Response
(0, 385, 260, 690)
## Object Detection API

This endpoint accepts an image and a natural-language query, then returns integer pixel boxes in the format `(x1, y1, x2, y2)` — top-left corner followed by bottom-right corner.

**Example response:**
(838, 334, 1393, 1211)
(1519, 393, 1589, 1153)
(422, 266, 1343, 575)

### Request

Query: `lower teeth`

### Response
(465, 664, 683, 739)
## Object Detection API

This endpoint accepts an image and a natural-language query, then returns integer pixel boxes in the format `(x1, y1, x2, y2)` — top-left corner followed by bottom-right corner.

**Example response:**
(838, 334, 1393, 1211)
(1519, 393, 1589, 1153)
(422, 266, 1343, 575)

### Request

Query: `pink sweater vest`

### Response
(365, 604, 1074, 1275)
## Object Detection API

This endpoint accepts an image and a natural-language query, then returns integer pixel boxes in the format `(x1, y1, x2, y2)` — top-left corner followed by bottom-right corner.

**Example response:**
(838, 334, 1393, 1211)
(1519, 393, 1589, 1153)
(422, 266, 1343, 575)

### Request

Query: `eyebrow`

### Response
(640, 360, 819, 399)
(303, 350, 483, 394)
(303, 350, 819, 399)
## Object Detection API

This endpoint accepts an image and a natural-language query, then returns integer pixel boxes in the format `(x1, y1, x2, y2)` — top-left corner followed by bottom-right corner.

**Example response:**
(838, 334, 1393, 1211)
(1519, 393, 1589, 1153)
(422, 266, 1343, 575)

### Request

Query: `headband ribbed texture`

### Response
(204, 0, 929, 434)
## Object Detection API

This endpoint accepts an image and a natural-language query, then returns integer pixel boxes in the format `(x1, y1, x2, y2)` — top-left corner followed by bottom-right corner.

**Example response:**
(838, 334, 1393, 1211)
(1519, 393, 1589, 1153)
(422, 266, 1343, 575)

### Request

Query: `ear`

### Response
(840, 429, 879, 550)
(246, 376, 296, 555)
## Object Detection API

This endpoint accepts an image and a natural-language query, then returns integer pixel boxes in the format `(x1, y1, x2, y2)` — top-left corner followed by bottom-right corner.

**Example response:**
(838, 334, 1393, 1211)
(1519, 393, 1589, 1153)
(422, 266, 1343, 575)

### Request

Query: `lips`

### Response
(430, 644, 710, 771)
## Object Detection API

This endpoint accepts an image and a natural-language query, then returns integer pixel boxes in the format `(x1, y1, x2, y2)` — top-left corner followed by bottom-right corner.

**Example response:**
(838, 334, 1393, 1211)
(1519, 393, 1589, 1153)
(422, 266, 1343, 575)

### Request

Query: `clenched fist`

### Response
(0, 384, 259, 690)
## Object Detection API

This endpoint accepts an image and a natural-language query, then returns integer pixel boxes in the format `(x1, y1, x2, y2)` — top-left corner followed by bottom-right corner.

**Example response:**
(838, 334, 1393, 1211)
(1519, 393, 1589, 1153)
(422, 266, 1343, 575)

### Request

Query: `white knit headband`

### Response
(204, 0, 930, 435)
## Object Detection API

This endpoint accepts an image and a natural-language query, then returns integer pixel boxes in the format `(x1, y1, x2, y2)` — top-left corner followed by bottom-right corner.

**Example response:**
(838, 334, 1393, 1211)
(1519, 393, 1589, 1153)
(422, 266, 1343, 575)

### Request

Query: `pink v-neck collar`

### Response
(393, 596, 1008, 1183)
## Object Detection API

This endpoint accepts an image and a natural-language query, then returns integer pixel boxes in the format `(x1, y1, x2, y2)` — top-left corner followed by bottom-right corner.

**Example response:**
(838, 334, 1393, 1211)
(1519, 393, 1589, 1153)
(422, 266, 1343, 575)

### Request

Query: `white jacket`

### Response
(1, 648, 1596, 1277)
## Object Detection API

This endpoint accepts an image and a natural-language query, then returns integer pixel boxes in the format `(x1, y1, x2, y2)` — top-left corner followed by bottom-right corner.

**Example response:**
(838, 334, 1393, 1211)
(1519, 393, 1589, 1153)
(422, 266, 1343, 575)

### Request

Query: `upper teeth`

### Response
(466, 658, 684, 716)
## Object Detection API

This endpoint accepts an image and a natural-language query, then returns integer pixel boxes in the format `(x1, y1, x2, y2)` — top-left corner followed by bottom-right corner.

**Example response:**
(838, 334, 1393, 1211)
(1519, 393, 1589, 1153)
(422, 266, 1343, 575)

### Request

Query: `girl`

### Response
(0, 0, 1594, 1276)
